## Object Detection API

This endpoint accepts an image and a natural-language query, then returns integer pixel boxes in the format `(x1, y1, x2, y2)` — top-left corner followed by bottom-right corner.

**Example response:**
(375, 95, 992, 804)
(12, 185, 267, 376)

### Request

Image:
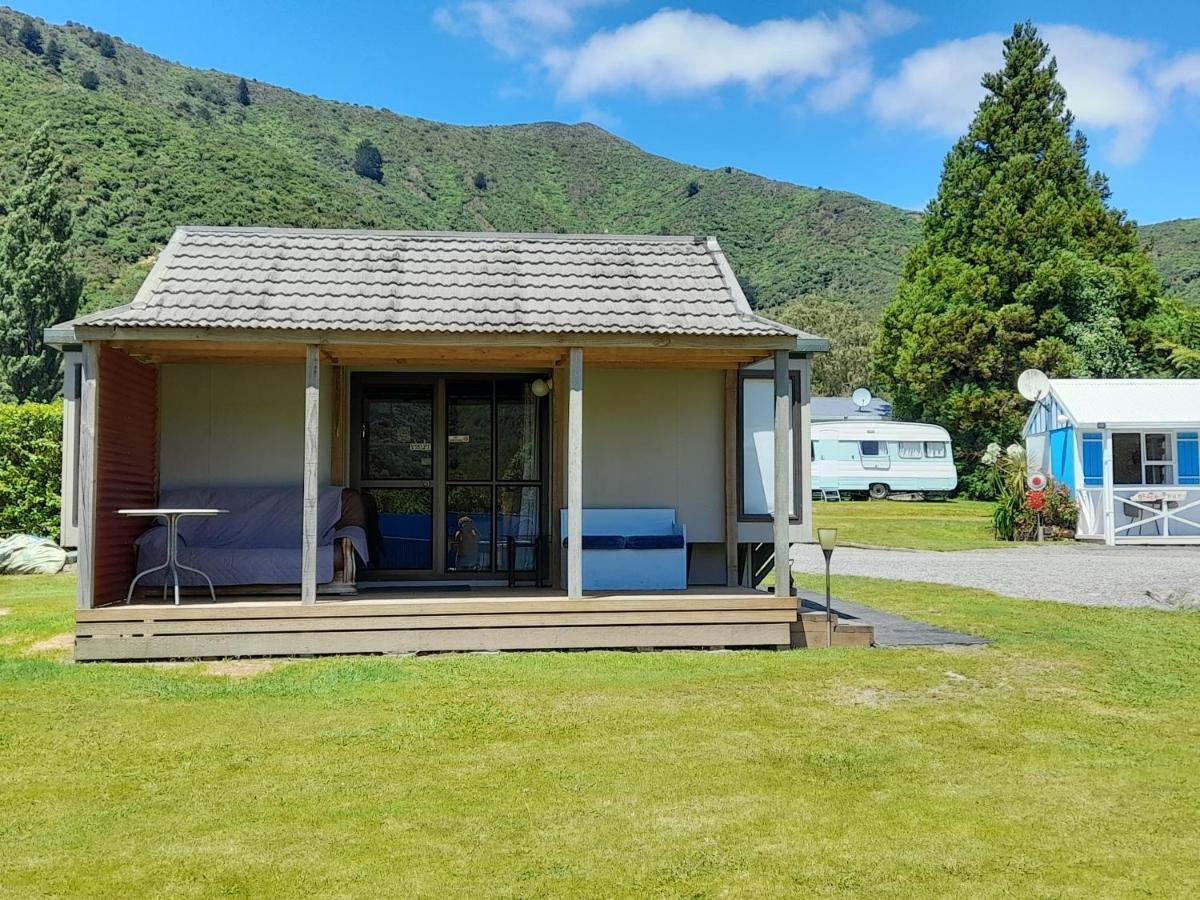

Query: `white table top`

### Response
(118, 508, 228, 516)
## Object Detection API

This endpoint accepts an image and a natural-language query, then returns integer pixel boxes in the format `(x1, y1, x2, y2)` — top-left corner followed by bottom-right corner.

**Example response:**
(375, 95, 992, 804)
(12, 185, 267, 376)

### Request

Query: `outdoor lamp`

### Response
(817, 528, 838, 646)
(531, 378, 552, 397)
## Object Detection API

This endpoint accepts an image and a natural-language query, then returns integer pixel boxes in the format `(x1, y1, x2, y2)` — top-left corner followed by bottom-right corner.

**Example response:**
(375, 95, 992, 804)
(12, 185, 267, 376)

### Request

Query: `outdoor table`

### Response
(119, 508, 227, 605)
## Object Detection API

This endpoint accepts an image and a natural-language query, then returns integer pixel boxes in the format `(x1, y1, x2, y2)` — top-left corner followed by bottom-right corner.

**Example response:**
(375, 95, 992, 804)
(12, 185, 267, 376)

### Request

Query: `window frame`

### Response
(736, 370, 803, 524)
(897, 441, 923, 459)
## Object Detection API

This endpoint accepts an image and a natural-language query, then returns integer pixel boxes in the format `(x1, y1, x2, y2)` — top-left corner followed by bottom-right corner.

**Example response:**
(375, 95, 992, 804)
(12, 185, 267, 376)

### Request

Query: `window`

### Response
(898, 441, 923, 459)
(859, 440, 882, 457)
(1113, 432, 1176, 486)
(924, 441, 947, 458)
(1143, 433, 1174, 485)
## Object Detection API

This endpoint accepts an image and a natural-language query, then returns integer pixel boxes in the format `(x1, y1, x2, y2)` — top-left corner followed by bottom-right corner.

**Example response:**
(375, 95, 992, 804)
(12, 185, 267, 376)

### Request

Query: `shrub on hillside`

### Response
(79, 69, 100, 90)
(0, 401, 62, 542)
(354, 139, 384, 183)
(19, 17, 42, 55)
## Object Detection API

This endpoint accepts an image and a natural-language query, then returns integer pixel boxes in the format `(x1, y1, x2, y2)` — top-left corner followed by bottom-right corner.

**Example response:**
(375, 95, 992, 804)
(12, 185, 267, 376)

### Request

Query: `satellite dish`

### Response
(851, 388, 873, 410)
(1017, 369, 1051, 402)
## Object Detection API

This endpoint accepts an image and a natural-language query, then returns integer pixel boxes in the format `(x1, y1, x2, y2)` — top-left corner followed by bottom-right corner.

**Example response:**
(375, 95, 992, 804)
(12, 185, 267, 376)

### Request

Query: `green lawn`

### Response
(3, 574, 1199, 898)
(813, 498, 999, 550)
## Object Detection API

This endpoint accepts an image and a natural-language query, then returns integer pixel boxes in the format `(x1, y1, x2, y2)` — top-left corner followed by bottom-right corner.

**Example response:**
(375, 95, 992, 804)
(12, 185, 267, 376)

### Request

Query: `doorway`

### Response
(350, 374, 549, 580)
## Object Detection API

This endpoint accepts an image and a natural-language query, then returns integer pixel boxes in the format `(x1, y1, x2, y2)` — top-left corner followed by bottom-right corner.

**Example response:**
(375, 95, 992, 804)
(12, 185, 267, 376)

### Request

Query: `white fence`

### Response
(1112, 487, 1200, 543)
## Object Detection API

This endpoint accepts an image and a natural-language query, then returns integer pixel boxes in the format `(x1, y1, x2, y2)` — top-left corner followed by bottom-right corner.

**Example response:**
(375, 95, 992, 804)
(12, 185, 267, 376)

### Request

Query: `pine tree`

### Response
(44, 38, 63, 71)
(18, 17, 42, 54)
(0, 126, 84, 402)
(873, 22, 1161, 488)
(237, 77, 251, 106)
(353, 139, 384, 183)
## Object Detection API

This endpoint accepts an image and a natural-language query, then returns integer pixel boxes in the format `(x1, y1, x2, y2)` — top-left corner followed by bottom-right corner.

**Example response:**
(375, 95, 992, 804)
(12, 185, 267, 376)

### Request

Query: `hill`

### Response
(1141, 219, 1200, 304)
(0, 7, 921, 316)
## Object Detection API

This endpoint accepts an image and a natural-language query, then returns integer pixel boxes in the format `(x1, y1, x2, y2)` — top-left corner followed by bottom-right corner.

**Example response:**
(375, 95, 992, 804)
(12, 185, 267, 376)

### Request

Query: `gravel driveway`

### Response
(791, 541, 1200, 609)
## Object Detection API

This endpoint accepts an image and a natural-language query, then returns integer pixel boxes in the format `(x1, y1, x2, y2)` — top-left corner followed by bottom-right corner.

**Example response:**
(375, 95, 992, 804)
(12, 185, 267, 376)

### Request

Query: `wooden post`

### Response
(330, 365, 347, 486)
(550, 360, 567, 589)
(567, 347, 584, 599)
(302, 344, 320, 605)
(1102, 429, 1116, 546)
(724, 368, 738, 587)
(76, 342, 100, 610)
(772, 349, 791, 600)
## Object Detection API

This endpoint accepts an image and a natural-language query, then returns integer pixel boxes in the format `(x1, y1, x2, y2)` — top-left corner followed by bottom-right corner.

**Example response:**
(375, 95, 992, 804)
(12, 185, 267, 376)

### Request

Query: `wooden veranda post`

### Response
(724, 369, 739, 587)
(772, 349, 791, 600)
(76, 342, 100, 610)
(567, 347, 584, 599)
(302, 344, 320, 605)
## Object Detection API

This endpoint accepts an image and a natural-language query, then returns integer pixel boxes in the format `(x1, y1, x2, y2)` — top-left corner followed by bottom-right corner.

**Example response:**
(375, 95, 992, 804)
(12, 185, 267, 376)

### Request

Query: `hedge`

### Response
(0, 401, 62, 542)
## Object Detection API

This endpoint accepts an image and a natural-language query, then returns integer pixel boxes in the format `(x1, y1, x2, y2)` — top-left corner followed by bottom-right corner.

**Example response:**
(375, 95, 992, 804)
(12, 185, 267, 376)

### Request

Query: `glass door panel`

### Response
(365, 488, 433, 570)
(497, 381, 538, 480)
(364, 386, 433, 480)
(446, 381, 493, 481)
(497, 486, 539, 572)
(447, 485, 493, 572)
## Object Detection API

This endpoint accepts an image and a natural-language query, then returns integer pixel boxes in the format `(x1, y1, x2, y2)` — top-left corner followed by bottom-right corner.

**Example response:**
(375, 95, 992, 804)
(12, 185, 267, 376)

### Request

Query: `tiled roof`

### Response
(69, 227, 809, 342)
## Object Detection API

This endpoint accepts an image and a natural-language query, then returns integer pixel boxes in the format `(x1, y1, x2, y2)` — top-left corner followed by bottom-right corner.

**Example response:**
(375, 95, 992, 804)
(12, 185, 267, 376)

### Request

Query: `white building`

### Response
(1023, 379, 1200, 545)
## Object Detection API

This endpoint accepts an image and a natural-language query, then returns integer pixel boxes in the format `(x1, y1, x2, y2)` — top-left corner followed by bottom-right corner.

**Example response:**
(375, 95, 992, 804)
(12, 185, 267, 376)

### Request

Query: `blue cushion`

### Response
(625, 534, 685, 550)
(561, 535, 626, 550)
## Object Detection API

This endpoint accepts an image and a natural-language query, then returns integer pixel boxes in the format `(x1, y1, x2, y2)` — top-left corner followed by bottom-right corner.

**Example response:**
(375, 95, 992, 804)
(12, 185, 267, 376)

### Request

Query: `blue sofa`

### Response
(559, 508, 687, 590)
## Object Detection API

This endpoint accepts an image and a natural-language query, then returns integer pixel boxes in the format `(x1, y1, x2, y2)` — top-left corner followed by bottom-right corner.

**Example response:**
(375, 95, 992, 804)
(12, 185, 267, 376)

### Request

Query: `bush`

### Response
(353, 139, 384, 183)
(79, 69, 100, 90)
(0, 401, 62, 542)
(19, 17, 42, 55)
(981, 442, 1076, 540)
(473, 171, 488, 191)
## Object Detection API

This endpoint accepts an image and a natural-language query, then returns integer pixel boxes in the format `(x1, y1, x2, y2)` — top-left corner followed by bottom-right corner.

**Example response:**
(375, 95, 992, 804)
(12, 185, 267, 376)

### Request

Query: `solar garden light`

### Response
(817, 528, 838, 647)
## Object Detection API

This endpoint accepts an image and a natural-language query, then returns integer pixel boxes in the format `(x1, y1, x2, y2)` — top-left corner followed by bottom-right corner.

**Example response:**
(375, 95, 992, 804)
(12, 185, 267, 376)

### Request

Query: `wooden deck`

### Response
(74, 588, 797, 661)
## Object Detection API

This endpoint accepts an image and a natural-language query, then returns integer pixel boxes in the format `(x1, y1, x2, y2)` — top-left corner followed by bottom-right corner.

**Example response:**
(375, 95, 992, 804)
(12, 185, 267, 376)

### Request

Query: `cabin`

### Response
(1023, 378, 1200, 544)
(811, 420, 957, 499)
(46, 227, 832, 660)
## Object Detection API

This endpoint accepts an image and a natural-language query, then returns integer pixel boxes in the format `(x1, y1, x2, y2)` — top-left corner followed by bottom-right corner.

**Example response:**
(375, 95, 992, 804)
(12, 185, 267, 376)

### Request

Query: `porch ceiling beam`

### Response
(73, 325, 796, 351)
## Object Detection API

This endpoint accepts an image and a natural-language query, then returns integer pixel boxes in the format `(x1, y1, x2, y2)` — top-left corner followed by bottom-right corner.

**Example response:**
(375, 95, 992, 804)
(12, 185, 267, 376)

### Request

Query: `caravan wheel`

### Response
(868, 483, 890, 500)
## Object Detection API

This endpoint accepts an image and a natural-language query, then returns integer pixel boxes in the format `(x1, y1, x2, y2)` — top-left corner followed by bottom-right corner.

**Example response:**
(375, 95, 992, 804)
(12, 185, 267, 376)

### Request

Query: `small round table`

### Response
(119, 508, 227, 605)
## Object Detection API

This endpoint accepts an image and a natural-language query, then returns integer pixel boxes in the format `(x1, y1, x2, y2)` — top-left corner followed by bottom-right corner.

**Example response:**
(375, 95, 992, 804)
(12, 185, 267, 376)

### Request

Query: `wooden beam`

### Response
(330, 366, 347, 486)
(567, 346, 584, 599)
(772, 349, 791, 600)
(76, 342, 100, 611)
(301, 344, 320, 605)
(724, 369, 739, 587)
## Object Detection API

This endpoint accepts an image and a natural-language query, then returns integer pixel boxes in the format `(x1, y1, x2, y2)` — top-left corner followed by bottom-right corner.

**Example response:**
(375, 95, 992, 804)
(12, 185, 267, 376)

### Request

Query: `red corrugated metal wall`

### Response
(92, 346, 158, 606)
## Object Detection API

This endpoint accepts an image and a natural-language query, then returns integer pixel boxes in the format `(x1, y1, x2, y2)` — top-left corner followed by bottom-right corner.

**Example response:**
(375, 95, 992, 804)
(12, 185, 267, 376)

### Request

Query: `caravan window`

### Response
(859, 440, 882, 457)
(898, 441, 923, 458)
(924, 441, 947, 458)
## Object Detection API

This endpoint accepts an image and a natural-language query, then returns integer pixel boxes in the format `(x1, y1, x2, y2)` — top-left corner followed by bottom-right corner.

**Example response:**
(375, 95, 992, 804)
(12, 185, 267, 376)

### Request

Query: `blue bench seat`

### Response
(559, 508, 687, 590)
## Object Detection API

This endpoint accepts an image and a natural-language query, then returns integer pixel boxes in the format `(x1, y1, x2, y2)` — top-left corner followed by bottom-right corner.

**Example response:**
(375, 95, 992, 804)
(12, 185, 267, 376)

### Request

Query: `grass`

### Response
(2, 574, 1199, 897)
(812, 498, 999, 551)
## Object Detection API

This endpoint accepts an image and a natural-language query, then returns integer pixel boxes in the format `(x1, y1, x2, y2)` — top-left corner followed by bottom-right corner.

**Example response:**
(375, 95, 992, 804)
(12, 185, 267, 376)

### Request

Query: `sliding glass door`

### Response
(352, 374, 546, 579)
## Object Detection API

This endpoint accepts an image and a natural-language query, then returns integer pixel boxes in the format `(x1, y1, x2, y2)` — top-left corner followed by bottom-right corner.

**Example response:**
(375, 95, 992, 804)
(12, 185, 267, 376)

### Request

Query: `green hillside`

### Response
(1141, 218, 1200, 303)
(0, 7, 920, 315)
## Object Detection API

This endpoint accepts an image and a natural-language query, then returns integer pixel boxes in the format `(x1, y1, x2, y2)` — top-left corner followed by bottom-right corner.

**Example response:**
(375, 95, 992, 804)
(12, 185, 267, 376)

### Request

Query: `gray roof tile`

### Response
(69, 227, 809, 341)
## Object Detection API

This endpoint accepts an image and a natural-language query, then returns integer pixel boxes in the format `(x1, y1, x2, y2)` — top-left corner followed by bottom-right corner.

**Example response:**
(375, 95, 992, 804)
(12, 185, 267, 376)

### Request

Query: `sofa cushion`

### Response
(624, 533, 685, 550)
(561, 534, 626, 550)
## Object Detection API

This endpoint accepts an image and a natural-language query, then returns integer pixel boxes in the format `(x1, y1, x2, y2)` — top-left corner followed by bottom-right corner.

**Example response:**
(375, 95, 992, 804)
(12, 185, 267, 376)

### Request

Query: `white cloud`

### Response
(544, 3, 916, 106)
(870, 25, 1179, 164)
(434, 0, 615, 57)
(1156, 51, 1200, 96)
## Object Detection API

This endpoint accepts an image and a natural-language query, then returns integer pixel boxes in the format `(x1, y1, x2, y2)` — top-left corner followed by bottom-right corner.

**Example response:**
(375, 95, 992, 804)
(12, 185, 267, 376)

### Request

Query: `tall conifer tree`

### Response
(873, 23, 1161, 485)
(0, 126, 83, 402)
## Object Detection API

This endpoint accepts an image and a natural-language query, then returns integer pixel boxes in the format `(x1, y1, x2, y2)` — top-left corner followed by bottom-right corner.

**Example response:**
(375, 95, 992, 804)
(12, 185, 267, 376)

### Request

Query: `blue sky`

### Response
(19, 1, 1200, 223)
